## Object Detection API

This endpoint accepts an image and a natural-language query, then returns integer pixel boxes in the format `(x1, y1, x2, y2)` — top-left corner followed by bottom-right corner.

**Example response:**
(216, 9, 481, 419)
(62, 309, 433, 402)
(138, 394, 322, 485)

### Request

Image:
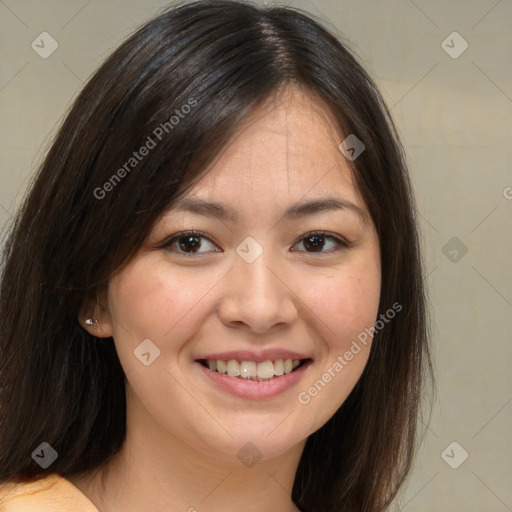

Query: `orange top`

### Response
(0, 474, 98, 511)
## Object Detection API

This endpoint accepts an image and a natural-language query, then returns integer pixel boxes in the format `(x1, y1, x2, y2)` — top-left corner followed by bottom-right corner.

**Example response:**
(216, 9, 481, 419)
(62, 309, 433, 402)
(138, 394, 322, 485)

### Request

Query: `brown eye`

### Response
(163, 231, 221, 255)
(178, 234, 202, 252)
(292, 232, 349, 254)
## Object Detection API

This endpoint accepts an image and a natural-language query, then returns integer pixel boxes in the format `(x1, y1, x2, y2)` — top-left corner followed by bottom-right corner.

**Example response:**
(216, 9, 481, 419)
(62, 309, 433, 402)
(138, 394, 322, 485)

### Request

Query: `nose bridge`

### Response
(218, 234, 296, 332)
(234, 234, 281, 299)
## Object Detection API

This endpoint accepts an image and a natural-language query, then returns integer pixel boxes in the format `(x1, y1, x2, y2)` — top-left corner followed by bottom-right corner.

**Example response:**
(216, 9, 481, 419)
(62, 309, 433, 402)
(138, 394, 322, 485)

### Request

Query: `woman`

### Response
(0, 1, 432, 511)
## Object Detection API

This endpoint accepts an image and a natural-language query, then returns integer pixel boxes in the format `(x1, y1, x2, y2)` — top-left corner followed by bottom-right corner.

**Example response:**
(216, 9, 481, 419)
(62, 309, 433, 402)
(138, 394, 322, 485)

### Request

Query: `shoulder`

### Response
(0, 474, 98, 512)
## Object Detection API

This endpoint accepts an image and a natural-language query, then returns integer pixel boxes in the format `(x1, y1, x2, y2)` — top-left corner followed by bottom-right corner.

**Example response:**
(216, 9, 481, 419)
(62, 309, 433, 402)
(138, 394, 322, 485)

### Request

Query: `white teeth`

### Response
(240, 361, 257, 379)
(257, 360, 274, 380)
(227, 360, 241, 377)
(204, 358, 304, 380)
(273, 359, 284, 376)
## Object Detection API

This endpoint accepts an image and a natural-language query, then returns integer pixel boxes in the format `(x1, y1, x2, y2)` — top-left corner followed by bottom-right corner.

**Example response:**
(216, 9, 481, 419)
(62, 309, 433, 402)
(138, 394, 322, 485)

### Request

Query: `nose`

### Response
(217, 242, 298, 334)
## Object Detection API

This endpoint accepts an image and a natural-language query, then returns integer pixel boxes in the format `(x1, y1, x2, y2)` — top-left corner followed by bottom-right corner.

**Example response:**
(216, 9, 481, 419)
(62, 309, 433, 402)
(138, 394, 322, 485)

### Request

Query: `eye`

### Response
(160, 230, 350, 256)
(291, 231, 350, 254)
(162, 231, 221, 255)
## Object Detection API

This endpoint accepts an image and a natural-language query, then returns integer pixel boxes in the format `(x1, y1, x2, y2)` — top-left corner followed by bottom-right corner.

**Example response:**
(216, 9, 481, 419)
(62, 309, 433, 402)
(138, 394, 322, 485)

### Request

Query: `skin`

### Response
(73, 86, 381, 512)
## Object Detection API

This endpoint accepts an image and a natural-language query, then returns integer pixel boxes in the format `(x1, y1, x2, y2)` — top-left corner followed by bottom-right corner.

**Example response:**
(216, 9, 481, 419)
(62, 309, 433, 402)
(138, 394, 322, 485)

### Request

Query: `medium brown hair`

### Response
(0, 2, 433, 511)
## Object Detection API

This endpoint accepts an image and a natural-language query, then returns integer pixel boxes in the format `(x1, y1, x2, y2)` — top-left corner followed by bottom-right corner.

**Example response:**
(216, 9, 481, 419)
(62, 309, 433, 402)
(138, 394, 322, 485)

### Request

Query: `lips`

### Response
(195, 350, 311, 380)
(194, 349, 312, 399)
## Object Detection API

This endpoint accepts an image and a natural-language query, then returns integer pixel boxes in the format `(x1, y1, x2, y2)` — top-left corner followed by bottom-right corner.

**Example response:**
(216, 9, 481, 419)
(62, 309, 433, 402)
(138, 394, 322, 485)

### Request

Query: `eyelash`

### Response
(160, 230, 351, 256)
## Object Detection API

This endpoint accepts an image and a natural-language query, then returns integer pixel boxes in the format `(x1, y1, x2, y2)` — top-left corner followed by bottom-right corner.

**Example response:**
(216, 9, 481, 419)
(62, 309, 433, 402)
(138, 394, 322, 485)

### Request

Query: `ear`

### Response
(78, 293, 114, 338)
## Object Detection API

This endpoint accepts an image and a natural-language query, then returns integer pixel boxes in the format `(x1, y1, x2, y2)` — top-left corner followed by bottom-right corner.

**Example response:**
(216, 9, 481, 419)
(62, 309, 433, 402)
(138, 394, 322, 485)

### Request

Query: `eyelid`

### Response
(159, 230, 221, 252)
(160, 230, 352, 256)
(290, 231, 352, 254)
(292, 230, 349, 244)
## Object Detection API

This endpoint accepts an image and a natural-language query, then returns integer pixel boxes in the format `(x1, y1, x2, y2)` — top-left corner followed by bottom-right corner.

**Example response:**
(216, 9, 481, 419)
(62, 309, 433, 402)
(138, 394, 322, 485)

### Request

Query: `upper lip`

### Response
(196, 349, 311, 363)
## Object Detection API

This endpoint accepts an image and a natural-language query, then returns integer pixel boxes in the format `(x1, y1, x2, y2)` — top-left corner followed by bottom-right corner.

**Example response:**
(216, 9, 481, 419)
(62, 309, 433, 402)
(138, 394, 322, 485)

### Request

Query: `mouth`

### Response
(196, 358, 311, 382)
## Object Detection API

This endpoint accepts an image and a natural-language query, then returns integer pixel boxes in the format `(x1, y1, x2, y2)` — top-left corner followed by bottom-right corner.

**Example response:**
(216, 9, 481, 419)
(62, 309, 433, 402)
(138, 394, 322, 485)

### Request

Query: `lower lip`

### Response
(195, 360, 312, 400)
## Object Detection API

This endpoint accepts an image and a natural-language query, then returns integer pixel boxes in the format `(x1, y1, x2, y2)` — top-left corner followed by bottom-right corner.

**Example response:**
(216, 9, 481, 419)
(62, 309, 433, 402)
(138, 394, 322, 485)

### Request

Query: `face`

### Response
(90, 87, 381, 464)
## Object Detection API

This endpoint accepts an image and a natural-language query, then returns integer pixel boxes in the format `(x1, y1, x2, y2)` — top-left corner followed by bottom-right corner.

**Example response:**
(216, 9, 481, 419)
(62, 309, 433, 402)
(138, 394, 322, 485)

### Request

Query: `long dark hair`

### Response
(0, 1, 433, 511)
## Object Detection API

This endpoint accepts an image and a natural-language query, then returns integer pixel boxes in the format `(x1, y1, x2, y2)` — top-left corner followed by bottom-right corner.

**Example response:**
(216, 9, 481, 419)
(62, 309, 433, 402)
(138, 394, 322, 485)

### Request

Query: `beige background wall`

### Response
(1, 1, 511, 510)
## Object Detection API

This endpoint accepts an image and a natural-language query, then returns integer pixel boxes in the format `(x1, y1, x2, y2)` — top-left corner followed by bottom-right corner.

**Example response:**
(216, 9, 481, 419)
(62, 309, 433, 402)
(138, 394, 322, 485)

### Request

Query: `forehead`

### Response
(171, 87, 367, 219)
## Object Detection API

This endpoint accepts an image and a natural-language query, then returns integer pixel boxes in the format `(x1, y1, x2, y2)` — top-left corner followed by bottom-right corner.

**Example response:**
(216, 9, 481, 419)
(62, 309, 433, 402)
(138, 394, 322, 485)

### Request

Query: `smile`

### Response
(195, 356, 313, 400)
(198, 358, 307, 381)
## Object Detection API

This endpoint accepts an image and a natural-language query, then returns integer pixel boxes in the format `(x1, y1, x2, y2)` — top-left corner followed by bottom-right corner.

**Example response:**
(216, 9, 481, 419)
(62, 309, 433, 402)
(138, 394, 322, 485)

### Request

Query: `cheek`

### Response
(294, 262, 380, 429)
(107, 256, 224, 363)
(302, 262, 381, 352)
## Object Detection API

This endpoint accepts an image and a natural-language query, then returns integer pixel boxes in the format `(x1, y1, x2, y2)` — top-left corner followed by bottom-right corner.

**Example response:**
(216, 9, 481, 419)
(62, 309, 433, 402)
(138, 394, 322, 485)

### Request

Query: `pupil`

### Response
(305, 236, 324, 252)
(178, 235, 326, 253)
(179, 235, 200, 252)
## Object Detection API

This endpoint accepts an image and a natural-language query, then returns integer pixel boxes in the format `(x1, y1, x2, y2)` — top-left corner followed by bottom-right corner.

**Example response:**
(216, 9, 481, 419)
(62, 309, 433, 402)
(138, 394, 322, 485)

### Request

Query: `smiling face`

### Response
(89, 87, 381, 464)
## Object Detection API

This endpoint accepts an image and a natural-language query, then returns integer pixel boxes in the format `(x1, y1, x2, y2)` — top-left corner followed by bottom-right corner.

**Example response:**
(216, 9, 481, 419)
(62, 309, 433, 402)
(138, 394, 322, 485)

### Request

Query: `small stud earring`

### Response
(85, 318, 97, 326)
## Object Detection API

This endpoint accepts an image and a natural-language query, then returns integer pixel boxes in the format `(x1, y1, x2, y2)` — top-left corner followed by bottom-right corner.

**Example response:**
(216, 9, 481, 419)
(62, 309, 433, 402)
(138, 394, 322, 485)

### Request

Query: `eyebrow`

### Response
(167, 196, 369, 224)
